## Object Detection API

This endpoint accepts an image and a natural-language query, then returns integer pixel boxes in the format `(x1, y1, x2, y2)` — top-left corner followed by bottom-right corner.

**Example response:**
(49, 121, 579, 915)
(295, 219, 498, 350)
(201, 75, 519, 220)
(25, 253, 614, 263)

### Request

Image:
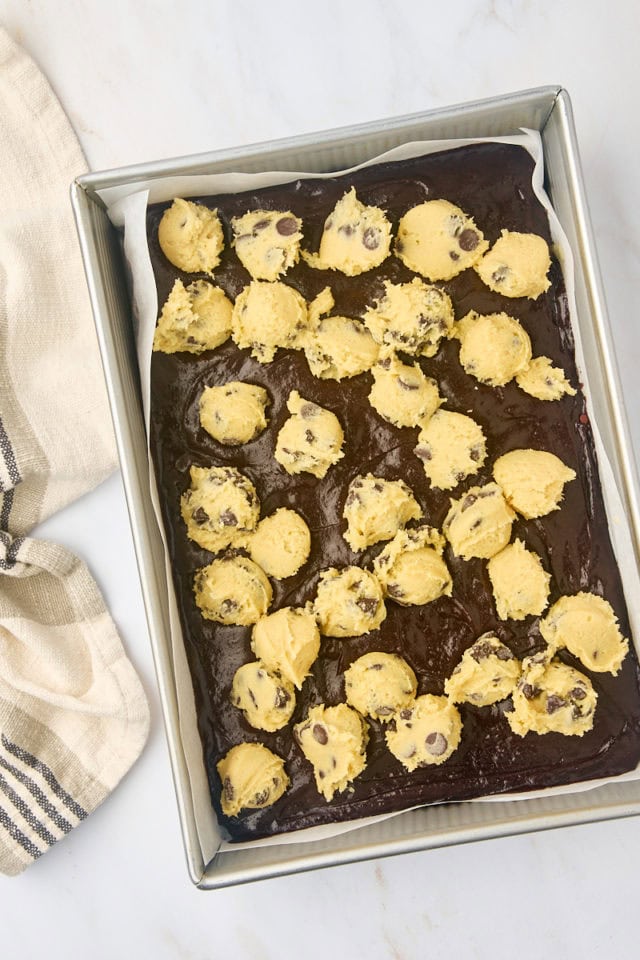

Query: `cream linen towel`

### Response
(0, 28, 149, 876)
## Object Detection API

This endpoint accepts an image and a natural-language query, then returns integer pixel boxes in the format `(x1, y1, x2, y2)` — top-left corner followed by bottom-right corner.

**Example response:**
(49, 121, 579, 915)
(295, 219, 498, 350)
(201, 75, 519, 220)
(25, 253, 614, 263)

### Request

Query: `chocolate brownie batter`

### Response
(146, 143, 640, 841)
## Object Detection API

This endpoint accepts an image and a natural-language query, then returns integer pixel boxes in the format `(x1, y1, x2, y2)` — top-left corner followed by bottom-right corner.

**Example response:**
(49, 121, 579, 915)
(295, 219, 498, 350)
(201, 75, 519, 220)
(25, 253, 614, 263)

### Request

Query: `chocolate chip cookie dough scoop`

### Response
(231, 209, 302, 280)
(158, 198, 224, 273)
(302, 187, 392, 275)
(395, 198, 488, 281)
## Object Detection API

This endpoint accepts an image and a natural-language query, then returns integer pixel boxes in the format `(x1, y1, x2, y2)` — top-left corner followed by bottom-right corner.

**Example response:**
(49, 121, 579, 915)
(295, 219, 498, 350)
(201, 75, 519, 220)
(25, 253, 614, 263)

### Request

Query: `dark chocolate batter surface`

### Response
(146, 143, 640, 841)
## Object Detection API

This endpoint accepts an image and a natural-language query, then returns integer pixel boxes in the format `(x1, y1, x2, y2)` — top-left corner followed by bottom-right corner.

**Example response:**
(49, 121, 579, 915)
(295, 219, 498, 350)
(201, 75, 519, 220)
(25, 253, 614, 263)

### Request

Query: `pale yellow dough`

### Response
(385, 695, 462, 770)
(508, 656, 597, 737)
(314, 566, 386, 638)
(274, 391, 344, 478)
(342, 474, 422, 551)
(294, 703, 368, 801)
(363, 278, 454, 358)
(251, 605, 320, 689)
(445, 634, 521, 706)
(305, 313, 379, 380)
(158, 198, 224, 274)
(487, 539, 551, 621)
(302, 187, 392, 276)
(217, 743, 289, 816)
(368, 354, 442, 428)
(231, 280, 308, 362)
(199, 381, 269, 445)
(231, 209, 302, 280)
(194, 555, 272, 625)
(444, 483, 515, 560)
(246, 508, 311, 579)
(493, 448, 576, 519)
(231, 661, 295, 732)
(540, 593, 629, 674)
(180, 465, 259, 553)
(516, 356, 577, 401)
(344, 652, 418, 722)
(153, 279, 232, 354)
(475, 230, 551, 299)
(373, 525, 452, 606)
(454, 311, 532, 386)
(395, 199, 488, 281)
(414, 409, 487, 490)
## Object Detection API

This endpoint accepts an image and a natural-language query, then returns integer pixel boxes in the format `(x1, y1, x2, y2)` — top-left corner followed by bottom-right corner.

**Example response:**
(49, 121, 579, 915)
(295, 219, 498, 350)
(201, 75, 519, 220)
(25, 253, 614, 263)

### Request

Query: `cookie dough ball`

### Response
(493, 449, 576, 519)
(414, 409, 487, 490)
(231, 280, 308, 363)
(304, 315, 379, 380)
(247, 509, 311, 579)
(368, 354, 442, 429)
(444, 483, 515, 561)
(274, 391, 344, 478)
(194, 556, 272, 625)
(444, 634, 521, 706)
(487, 539, 551, 621)
(373, 525, 452, 606)
(539, 593, 629, 674)
(217, 743, 289, 816)
(153, 279, 232, 354)
(158, 198, 224, 274)
(363, 278, 454, 358)
(231, 661, 296, 732)
(314, 566, 386, 638)
(475, 230, 551, 299)
(344, 652, 417, 722)
(251, 605, 320, 689)
(199, 381, 269, 445)
(508, 657, 597, 737)
(302, 187, 392, 276)
(454, 311, 532, 387)
(516, 356, 577, 401)
(294, 703, 368, 801)
(385, 695, 462, 770)
(180, 465, 260, 553)
(395, 199, 488, 281)
(231, 209, 302, 281)
(342, 474, 422, 551)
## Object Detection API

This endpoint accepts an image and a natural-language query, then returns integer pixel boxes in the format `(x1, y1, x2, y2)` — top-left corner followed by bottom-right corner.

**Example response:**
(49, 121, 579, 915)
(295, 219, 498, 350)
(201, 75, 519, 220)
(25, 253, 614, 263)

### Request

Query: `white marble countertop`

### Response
(1, 1, 639, 956)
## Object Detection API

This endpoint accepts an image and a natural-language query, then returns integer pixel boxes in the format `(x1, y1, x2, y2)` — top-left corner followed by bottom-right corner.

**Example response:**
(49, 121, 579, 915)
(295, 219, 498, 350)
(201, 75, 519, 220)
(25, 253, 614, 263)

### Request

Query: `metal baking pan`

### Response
(71, 85, 640, 888)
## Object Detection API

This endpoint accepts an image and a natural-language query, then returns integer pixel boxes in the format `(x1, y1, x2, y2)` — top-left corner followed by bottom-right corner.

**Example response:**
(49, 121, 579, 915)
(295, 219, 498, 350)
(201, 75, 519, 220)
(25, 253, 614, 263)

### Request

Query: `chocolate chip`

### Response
(373, 482, 383, 492)
(461, 493, 477, 511)
(378, 357, 391, 370)
(470, 640, 496, 662)
(425, 732, 448, 756)
(345, 491, 361, 507)
(398, 378, 419, 391)
(249, 688, 258, 708)
(305, 429, 315, 444)
(387, 583, 405, 599)
(312, 724, 328, 745)
(458, 228, 479, 252)
(275, 688, 291, 708)
(546, 694, 565, 714)
(570, 686, 587, 700)
(495, 645, 514, 661)
(192, 506, 209, 525)
(400, 708, 413, 721)
(253, 789, 270, 805)
(219, 509, 238, 526)
(521, 683, 541, 700)
(300, 402, 319, 419)
(223, 776, 234, 801)
(377, 706, 394, 716)
(276, 216, 298, 236)
(415, 445, 432, 462)
(367, 662, 384, 671)
(492, 266, 509, 283)
(449, 250, 460, 261)
(220, 598, 238, 612)
(469, 445, 482, 462)
(356, 597, 378, 615)
(338, 223, 355, 236)
(362, 227, 380, 250)
(396, 239, 404, 254)
(253, 218, 271, 231)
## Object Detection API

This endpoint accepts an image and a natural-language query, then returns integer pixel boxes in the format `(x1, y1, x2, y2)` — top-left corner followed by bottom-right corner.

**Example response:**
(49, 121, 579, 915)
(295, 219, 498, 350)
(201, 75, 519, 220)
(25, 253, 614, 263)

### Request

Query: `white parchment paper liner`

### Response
(105, 130, 640, 857)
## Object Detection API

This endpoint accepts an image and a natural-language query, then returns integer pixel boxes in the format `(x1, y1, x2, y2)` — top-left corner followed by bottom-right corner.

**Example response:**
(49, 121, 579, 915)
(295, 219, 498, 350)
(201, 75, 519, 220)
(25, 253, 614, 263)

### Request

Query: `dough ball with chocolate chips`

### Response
(231, 209, 302, 280)
(395, 199, 488, 281)
(231, 661, 296, 732)
(368, 353, 442, 428)
(180, 465, 260, 553)
(199, 381, 269, 445)
(344, 652, 417, 722)
(454, 311, 532, 387)
(153, 279, 232, 354)
(314, 566, 386, 638)
(516, 356, 577, 401)
(475, 230, 551, 299)
(363, 278, 454, 358)
(540, 593, 629, 674)
(386, 695, 462, 770)
(194, 555, 272, 625)
(304, 314, 379, 380)
(302, 187, 392, 276)
(294, 703, 368, 801)
(274, 390, 344, 479)
(342, 474, 422, 552)
(158, 198, 224, 273)
(247, 508, 311, 579)
(487, 539, 551, 621)
(231, 279, 308, 363)
(217, 743, 289, 817)
(414, 409, 487, 490)
(508, 656, 597, 737)
(444, 483, 515, 560)
(251, 604, 320, 689)
(493, 448, 576, 519)
(373, 525, 452, 606)
(444, 634, 521, 706)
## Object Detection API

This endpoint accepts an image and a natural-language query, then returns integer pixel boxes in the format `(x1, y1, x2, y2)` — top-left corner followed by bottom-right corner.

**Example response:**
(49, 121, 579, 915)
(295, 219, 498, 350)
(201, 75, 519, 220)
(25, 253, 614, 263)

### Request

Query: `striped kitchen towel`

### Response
(0, 28, 149, 876)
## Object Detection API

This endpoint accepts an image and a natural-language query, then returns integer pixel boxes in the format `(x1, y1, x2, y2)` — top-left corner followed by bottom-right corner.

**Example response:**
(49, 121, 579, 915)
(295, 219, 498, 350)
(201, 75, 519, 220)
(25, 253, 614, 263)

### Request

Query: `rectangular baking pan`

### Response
(71, 85, 640, 888)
